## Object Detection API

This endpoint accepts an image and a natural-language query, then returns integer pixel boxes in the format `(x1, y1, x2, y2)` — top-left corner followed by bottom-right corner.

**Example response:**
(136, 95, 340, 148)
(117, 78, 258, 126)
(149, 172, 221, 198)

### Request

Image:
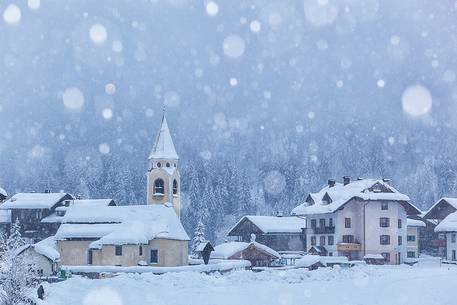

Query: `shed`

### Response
(211, 240, 280, 267)
(195, 241, 214, 265)
(295, 255, 325, 270)
(364, 254, 386, 265)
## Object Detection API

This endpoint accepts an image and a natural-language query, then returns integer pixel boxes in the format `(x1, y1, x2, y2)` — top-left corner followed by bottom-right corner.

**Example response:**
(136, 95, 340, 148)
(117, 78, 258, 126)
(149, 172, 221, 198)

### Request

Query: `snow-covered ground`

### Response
(37, 262, 457, 305)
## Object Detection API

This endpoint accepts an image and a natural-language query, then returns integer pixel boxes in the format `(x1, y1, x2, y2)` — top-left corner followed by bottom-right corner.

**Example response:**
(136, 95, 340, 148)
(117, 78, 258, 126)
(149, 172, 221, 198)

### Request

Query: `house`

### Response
(41, 198, 116, 225)
(55, 204, 189, 267)
(406, 218, 425, 259)
(55, 113, 190, 268)
(227, 215, 306, 251)
(421, 198, 457, 257)
(211, 238, 281, 267)
(0, 192, 74, 242)
(16, 236, 60, 276)
(434, 211, 457, 261)
(291, 177, 421, 265)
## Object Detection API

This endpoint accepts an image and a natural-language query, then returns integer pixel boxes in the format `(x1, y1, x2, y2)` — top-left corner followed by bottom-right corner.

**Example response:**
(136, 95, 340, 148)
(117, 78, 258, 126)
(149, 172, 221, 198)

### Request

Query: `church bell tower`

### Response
(147, 112, 181, 217)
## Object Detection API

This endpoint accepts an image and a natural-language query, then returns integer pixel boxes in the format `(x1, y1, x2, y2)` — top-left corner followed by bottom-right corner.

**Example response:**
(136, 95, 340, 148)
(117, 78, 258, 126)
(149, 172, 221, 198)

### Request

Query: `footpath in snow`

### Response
(37, 263, 457, 305)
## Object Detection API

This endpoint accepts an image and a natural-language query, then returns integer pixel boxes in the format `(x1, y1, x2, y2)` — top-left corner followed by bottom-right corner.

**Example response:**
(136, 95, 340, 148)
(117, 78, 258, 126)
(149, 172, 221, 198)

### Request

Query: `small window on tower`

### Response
(166, 162, 170, 167)
(173, 163, 177, 167)
(157, 162, 162, 168)
(173, 179, 178, 195)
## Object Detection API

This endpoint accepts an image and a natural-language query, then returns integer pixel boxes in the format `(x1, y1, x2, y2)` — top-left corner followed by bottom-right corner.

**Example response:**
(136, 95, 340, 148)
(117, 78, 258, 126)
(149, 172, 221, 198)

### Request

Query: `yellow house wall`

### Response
(58, 239, 188, 267)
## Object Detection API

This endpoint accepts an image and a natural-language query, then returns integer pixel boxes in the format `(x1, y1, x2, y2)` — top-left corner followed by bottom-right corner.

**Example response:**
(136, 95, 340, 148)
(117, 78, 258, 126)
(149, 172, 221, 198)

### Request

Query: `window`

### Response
(320, 236, 325, 246)
(328, 252, 333, 256)
(398, 236, 402, 246)
(407, 251, 416, 258)
(319, 218, 326, 228)
(328, 235, 334, 245)
(381, 252, 390, 261)
(157, 162, 161, 168)
(311, 236, 316, 246)
(453, 250, 456, 261)
(381, 202, 388, 210)
(139, 245, 143, 256)
(115, 245, 122, 256)
(329, 218, 333, 227)
(342, 235, 354, 243)
(310, 219, 317, 229)
(87, 249, 93, 265)
(380, 217, 390, 228)
(173, 179, 178, 195)
(166, 162, 170, 167)
(154, 178, 164, 195)
(345, 218, 351, 228)
(407, 235, 416, 242)
(380, 235, 390, 245)
(452, 233, 456, 243)
(173, 163, 177, 167)
(398, 219, 402, 229)
(150, 249, 158, 264)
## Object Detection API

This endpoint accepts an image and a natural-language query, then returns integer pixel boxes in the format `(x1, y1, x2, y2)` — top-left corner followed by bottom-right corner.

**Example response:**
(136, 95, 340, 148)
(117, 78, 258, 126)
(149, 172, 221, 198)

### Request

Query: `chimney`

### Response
(382, 178, 391, 184)
(343, 176, 351, 185)
(328, 179, 336, 188)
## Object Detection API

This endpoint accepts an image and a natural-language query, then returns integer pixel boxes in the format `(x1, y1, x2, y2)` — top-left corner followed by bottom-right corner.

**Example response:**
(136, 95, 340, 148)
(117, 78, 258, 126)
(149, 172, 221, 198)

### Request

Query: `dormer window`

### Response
(154, 179, 164, 195)
(322, 193, 332, 205)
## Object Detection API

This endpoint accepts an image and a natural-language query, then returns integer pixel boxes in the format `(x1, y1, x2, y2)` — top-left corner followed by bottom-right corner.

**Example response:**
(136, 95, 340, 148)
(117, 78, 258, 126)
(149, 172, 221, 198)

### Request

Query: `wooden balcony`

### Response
(337, 243, 361, 252)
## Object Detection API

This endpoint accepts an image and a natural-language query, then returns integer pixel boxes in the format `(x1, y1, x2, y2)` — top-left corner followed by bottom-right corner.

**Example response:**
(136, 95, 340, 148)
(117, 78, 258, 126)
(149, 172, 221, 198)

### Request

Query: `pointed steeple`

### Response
(149, 112, 179, 160)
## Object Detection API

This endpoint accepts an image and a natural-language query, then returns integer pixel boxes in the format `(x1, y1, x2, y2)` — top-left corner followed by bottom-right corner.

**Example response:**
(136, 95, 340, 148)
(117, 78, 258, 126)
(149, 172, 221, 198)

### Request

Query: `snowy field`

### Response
(38, 262, 457, 305)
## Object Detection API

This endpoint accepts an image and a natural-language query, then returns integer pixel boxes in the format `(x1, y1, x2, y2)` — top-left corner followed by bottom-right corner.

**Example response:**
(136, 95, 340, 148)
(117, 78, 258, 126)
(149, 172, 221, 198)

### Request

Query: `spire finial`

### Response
(162, 103, 166, 117)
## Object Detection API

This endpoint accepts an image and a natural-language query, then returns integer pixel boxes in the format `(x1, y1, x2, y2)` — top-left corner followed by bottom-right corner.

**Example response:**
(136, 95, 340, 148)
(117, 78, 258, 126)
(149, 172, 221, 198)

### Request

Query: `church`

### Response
(54, 113, 190, 267)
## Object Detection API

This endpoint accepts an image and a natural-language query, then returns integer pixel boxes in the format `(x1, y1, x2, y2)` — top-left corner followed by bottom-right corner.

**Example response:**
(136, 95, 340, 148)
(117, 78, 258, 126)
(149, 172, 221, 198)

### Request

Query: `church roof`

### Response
(149, 114, 179, 160)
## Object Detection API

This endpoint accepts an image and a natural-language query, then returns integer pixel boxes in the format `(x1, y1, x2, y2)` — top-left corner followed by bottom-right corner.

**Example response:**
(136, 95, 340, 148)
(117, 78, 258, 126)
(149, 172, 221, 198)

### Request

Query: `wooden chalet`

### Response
(227, 215, 306, 252)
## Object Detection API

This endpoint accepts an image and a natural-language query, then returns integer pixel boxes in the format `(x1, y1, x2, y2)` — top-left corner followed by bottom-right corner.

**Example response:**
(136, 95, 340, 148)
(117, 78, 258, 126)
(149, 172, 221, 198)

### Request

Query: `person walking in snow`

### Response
(37, 285, 44, 300)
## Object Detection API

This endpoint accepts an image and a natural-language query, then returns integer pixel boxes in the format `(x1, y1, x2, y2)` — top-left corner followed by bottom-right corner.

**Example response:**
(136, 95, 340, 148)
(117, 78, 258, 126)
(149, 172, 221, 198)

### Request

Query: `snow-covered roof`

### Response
(211, 241, 280, 260)
(435, 211, 457, 232)
(149, 114, 179, 160)
(55, 223, 120, 239)
(55, 204, 190, 246)
(423, 197, 457, 219)
(295, 255, 323, 267)
(228, 216, 306, 235)
(0, 210, 11, 223)
(0, 192, 73, 210)
(33, 236, 60, 262)
(0, 187, 7, 198)
(71, 199, 115, 207)
(291, 179, 417, 216)
(407, 218, 426, 227)
(196, 241, 213, 252)
(364, 254, 385, 260)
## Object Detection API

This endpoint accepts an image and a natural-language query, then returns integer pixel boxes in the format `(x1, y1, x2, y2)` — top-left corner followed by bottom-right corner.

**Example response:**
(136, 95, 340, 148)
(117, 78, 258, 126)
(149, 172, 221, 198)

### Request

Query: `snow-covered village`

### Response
(1, 1, 457, 305)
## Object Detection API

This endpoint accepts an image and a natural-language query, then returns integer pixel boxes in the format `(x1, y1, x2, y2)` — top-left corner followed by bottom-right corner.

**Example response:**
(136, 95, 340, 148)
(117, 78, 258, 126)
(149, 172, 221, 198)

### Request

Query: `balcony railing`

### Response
(337, 243, 361, 252)
(308, 226, 335, 234)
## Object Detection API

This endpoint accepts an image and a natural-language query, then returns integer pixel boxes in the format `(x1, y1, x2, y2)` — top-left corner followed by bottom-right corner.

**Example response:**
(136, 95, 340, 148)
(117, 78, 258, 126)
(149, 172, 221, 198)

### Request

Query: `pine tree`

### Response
(191, 220, 207, 258)
(0, 219, 35, 305)
(7, 218, 25, 250)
